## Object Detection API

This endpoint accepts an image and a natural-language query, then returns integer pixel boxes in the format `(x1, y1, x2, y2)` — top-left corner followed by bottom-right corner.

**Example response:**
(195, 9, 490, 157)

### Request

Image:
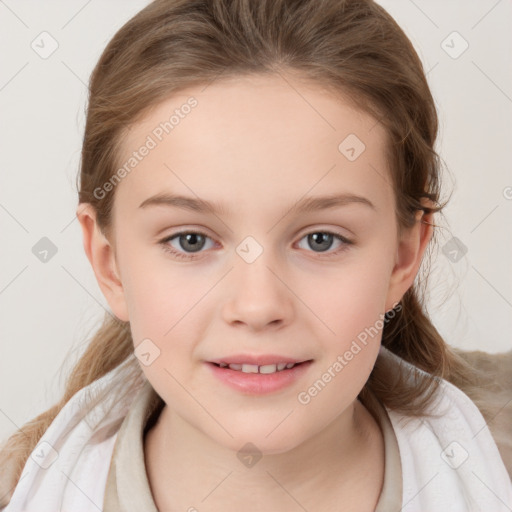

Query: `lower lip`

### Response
(205, 361, 313, 395)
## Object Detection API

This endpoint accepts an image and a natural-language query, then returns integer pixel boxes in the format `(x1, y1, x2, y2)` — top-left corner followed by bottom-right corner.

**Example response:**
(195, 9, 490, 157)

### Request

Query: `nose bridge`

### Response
(234, 234, 283, 297)
(222, 235, 293, 329)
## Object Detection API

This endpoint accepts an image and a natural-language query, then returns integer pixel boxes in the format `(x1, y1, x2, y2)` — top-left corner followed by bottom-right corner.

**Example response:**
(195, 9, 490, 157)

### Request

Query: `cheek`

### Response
(120, 255, 213, 387)
(119, 247, 198, 337)
(295, 264, 390, 423)
(307, 255, 393, 338)
(123, 265, 205, 401)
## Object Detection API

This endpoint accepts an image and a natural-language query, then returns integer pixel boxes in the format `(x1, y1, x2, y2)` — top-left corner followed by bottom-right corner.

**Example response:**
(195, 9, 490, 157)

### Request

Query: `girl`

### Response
(1, 0, 511, 510)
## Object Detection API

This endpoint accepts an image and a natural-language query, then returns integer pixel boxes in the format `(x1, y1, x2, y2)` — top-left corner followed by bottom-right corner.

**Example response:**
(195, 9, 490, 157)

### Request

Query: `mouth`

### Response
(205, 358, 314, 394)
(209, 360, 311, 374)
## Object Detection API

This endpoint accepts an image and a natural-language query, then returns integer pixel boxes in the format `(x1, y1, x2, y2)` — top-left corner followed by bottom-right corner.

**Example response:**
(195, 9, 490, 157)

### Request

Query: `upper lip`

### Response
(208, 354, 312, 366)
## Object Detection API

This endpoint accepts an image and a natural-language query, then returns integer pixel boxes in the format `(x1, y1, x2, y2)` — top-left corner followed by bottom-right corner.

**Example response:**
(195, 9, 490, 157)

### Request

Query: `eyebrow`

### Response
(138, 192, 376, 215)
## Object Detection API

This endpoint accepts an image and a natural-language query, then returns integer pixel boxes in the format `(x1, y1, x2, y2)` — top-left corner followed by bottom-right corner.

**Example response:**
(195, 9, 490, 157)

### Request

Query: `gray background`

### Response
(1, 0, 511, 442)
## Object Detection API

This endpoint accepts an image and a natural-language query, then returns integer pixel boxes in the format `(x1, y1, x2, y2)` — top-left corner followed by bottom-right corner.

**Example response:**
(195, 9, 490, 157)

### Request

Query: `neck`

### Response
(144, 399, 384, 511)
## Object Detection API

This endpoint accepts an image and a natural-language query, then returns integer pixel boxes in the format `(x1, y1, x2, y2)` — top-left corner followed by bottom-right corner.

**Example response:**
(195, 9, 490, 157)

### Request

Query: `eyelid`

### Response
(159, 224, 354, 242)
(295, 224, 353, 241)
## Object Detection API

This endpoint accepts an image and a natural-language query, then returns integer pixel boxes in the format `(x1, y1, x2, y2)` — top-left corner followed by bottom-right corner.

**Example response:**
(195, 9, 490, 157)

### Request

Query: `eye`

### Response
(160, 231, 216, 260)
(296, 231, 353, 256)
(159, 229, 353, 261)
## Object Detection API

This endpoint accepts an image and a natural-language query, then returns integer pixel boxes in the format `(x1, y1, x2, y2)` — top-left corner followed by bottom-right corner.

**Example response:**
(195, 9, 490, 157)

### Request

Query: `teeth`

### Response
(241, 364, 259, 373)
(223, 362, 298, 373)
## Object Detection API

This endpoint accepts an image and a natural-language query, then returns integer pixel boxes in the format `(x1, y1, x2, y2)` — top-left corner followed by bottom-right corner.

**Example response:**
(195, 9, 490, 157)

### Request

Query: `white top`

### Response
(101, 376, 403, 510)
(2, 346, 512, 512)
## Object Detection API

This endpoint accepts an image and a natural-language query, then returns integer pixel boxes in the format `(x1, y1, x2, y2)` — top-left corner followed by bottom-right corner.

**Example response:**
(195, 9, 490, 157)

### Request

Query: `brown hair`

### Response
(0, 0, 490, 504)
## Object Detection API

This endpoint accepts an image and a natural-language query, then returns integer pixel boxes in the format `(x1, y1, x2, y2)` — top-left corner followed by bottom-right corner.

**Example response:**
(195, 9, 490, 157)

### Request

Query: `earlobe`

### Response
(76, 203, 130, 322)
(385, 209, 434, 310)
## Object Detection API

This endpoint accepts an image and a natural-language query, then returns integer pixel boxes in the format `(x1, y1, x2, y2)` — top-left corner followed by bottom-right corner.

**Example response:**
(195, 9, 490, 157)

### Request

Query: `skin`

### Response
(77, 72, 433, 511)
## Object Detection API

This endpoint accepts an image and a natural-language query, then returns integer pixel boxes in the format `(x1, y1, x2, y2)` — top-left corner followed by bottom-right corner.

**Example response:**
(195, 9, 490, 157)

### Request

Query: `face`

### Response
(84, 73, 422, 454)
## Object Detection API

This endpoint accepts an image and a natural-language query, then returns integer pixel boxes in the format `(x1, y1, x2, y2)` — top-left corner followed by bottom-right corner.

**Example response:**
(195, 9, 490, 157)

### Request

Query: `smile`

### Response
(213, 362, 299, 373)
(206, 360, 313, 394)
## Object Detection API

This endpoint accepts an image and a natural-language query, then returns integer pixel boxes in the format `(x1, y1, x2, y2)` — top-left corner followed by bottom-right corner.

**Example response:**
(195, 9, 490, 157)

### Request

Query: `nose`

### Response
(222, 253, 294, 332)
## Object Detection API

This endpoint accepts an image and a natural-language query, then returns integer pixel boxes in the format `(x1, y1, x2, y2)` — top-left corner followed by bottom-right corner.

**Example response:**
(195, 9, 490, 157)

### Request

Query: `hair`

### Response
(0, 0, 494, 504)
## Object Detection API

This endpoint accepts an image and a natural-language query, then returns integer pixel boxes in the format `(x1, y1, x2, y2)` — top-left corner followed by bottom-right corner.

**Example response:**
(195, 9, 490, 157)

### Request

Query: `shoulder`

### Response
(454, 348, 512, 479)
(379, 346, 512, 510)
(2, 359, 145, 511)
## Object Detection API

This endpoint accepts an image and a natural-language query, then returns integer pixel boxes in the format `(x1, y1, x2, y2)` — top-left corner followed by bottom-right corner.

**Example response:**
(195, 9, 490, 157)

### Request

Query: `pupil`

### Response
(309, 232, 332, 252)
(181, 233, 205, 252)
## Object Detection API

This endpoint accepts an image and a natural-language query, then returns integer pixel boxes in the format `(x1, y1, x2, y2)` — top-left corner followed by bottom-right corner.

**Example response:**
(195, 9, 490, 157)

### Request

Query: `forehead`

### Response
(113, 73, 393, 217)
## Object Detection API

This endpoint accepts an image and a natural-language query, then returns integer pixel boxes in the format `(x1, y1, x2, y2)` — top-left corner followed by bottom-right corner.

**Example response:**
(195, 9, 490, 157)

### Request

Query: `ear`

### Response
(385, 208, 434, 311)
(76, 203, 130, 322)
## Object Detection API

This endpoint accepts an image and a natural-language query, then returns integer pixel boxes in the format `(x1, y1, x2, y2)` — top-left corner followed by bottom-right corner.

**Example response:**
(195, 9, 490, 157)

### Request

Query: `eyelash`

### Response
(159, 229, 354, 261)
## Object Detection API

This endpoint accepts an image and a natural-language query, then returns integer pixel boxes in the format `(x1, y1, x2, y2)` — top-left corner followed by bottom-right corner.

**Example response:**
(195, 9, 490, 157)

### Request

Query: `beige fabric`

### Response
(455, 348, 512, 479)
(103, 381, 403, 511)
(367, 394, 403, 511)
(103, 380, 161, 512)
